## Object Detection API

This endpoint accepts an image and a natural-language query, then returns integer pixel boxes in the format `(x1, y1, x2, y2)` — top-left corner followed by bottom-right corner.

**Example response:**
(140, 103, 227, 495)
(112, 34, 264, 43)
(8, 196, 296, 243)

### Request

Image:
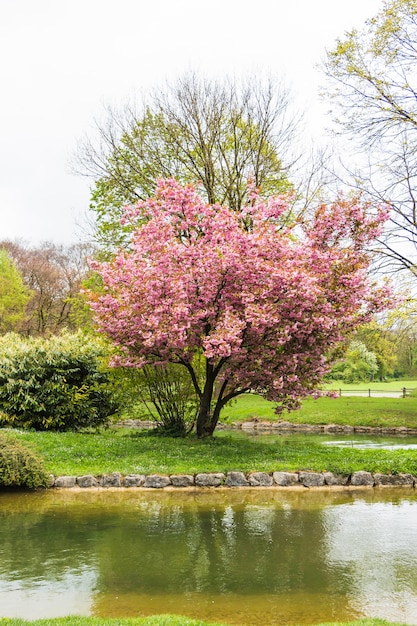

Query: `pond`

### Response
(226, 428, 417, 450)
(1, 489, 417, 625)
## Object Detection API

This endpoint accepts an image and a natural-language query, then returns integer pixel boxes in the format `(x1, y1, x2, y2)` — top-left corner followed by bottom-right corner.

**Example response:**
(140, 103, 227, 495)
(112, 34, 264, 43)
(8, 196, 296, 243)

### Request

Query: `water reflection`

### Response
(0, 490, 416, 625)
(228, 428, 417, 450)
(324, 500, 417, 623)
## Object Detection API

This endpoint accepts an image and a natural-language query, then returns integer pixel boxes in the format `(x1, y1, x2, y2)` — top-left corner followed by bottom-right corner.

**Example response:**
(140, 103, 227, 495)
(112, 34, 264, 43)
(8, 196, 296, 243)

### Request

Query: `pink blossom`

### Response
(87, 179, 392, 436)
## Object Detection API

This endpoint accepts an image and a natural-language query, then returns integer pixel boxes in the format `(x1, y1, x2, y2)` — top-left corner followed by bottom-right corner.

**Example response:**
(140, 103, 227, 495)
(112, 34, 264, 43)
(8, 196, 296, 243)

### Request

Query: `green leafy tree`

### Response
(355, 321, 398, 380)
(0, 248, 31, 333)
(330, 340, 379, 383)
(323, 0, 417, 276)
(76, 74, 304, 253)
(2, 240, 95, 336)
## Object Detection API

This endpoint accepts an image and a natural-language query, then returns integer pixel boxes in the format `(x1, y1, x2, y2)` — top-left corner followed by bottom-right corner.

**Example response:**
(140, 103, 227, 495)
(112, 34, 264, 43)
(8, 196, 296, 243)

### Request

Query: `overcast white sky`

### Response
(0, 0, 383, 245)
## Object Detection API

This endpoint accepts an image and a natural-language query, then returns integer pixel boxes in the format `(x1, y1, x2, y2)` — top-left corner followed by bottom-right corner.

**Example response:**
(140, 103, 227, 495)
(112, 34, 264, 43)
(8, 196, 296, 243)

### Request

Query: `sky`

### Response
(0, 0, 384, 246)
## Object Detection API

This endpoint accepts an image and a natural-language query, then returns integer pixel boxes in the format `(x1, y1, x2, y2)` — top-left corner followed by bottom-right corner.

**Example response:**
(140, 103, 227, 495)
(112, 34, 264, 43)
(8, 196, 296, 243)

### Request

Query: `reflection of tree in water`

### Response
(91, 494, 353, 597)
(0, 498, 98, 581)
(2, 490, 416, 622)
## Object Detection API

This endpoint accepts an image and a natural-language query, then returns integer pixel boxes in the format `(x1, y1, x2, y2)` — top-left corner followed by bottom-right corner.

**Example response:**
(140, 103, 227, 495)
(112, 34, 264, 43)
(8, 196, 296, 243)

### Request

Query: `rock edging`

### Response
(115, 419, 417, 435)
(50, 470, 417, 489)
(234, 420, 417, 435)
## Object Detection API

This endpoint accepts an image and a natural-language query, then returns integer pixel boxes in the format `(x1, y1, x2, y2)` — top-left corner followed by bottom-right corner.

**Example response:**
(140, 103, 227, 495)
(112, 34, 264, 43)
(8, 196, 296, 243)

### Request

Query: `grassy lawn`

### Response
(0, 617, 408, 626)
(5, 383, 417, 478)
(10, 424, 417, 477)
(222, 392, 417, 429)
(0, 618, 224, 626)
(4, 381, 417, 478)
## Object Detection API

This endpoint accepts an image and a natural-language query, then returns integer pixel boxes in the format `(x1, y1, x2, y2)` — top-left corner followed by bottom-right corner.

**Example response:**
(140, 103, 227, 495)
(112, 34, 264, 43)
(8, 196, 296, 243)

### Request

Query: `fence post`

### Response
(368, 389, 371, 398)
(339, 388, 342, 397)
(402, 387, 406, 398)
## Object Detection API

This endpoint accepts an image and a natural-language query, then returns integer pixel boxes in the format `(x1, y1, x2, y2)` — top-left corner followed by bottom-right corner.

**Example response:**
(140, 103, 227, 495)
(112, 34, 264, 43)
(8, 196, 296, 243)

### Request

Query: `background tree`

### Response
(323, 0, 417, 276)
(0, 248, 32, 334)
(1, 241, 94, 336)
(329, 340, 379, 383)
(88, 179, 390, 437)
(383, 299, 417, 376)
(354, 320, 398, 380)
(75, 74, 320, 253)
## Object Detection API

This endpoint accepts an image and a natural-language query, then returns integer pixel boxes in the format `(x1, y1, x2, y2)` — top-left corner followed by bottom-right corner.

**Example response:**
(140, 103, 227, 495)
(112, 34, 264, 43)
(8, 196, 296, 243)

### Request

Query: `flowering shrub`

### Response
(0, 332, 119, 431)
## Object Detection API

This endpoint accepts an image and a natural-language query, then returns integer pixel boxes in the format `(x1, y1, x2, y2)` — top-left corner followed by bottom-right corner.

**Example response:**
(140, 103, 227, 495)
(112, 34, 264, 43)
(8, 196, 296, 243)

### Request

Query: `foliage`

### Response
(0, 331, 119, 431)
(1, 240, 94, 336)
(323, 0, 417, 276)
(329, 340, 379, 383)
(77, 74, 305, 253)
(125, 363, 201, 436)
(354, 321, 398, 380)
(0, 432, 49, 488)
(88, 179, 391, 437)
(0, 247, 32, 333)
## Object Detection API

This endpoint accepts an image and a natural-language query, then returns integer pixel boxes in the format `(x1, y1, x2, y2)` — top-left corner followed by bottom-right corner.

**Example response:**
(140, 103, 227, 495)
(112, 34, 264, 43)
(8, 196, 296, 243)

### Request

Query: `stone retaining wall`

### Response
(50, 470, 417, 489)
(116, 419, 417, 435)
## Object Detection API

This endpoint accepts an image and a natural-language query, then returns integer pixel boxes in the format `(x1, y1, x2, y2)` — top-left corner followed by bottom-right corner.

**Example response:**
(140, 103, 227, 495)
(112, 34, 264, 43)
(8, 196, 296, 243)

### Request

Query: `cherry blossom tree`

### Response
(88, 179, 390, 437)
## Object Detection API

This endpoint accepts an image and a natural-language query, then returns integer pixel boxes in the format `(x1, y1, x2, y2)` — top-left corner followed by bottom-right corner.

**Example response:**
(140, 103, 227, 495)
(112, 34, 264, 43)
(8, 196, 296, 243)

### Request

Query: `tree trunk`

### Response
(196, 365, 216, 437)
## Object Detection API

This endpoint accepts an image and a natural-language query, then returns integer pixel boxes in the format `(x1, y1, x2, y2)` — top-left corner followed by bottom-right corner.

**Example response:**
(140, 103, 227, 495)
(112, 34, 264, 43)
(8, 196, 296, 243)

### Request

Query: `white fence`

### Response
(336, 387, 414, 398)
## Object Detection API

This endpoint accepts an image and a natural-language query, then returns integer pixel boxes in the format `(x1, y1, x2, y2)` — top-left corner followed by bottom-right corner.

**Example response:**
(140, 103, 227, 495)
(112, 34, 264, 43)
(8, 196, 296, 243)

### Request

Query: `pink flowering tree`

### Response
(88, 179, 390, 437)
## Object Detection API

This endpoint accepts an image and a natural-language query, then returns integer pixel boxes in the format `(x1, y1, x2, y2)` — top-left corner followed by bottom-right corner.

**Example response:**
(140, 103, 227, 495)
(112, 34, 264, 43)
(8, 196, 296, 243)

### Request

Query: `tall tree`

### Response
(76, 74, 308, 252)
(88, 179, 390, 437)
(323, 0, 417, 276)
(1, 241, 93, 336)
(0, 248, 31, 334)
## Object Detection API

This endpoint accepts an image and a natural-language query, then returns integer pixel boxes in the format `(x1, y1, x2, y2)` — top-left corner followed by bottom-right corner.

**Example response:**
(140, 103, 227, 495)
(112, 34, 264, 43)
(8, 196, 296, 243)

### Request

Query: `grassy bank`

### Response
(10, 425, 417, 477)
(3, 386, 417, 478)
(0, 616, 408, 626)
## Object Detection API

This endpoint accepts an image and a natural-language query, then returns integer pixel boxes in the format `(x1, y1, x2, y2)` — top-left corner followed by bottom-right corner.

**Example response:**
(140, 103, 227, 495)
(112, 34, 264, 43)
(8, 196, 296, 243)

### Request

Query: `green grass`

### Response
(4, 381, 417, 480)
(0, 617, 408, 626)
(0, 618, 224, 626)
(223, 393, 417, 429)
(8, 425, 417, 477)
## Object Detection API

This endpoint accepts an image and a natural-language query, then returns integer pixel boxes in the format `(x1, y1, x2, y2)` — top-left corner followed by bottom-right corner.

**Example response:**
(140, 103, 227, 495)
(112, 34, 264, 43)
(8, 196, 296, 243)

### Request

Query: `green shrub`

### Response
(119, 363, 199, 436)
(0, 432, 49, 488)
(0, 331, 120, 431)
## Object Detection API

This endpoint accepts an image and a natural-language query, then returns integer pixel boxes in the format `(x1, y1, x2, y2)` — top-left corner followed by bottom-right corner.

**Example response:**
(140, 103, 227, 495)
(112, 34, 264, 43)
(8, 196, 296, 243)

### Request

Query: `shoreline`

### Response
(117, 418, 417, 435)
(48, 469, 417, 490)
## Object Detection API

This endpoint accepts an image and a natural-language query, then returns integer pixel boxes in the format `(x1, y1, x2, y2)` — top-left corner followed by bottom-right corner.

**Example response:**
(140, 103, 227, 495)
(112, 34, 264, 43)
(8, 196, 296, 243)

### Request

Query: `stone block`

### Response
(350, 471, 374, 486)
(225, 471, 250, 487)
(170, 474, 194, 487)
(144, 474, 171, 488)
(323, 472, 349, 486)
(100, 472, 122, 487)
(248, 472, 273, 486)
(195, 473, 225, 487)
(374, 473, 414, 487)
(124, 474, 146, 487)
(76, 475, 99, 488)
(299, 472, 325, 487)
(54, 475, 76, 488)
(273, 471, 299, 486)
